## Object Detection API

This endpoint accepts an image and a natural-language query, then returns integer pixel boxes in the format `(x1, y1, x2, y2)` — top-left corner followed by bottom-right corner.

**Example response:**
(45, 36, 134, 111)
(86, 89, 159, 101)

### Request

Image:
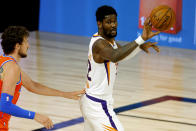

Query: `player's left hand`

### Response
(141, 17, 160, 41)
(140, 42, 160, 53)
(63, 89, 85, 100)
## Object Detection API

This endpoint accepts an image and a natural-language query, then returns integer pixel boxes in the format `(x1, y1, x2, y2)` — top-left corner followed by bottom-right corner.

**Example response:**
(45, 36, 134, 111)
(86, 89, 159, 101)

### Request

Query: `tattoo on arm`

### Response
(93, 39, 139, 63)
(111, 41, 138, 62)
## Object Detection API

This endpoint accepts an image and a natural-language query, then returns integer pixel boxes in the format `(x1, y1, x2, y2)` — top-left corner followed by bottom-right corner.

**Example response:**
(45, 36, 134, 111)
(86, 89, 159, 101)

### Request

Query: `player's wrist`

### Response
(59, 91, 64, 97)
(135, 36, 146, 45)
(61, 92, 71, 98)
(34, 112, 40, 120)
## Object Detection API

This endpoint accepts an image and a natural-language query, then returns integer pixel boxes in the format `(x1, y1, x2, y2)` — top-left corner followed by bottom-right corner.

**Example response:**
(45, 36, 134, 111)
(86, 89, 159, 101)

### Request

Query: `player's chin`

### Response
(20, 53, 27, 58)
(111, 32, 117, 37)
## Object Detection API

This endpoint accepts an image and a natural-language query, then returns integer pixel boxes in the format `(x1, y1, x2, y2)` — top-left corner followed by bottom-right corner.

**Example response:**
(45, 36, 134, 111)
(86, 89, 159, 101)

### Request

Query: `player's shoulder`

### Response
(3, 61, 20, 72)
(115, 42, 122, 48)
(94, 39, 110, 48)
(92, 39, 109, 54)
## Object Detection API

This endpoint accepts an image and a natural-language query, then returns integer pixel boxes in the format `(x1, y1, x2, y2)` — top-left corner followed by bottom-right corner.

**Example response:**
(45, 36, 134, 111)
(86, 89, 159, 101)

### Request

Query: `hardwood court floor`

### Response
(4, 31, 196, 131)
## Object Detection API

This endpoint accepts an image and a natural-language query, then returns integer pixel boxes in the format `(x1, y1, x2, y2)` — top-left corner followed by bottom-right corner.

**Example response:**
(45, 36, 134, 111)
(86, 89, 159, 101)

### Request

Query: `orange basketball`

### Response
(150, 5, 176, 31)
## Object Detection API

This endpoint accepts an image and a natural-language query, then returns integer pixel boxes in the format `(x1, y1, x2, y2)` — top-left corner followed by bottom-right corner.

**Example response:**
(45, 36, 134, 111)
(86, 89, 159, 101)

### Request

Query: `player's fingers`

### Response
(148, 21, 152, 26)
(45, 119, 53, 129)
(44, 120, 50, 129)
(151, 31, 160, 37)
(144, 42, 157, 46)
(44, 122, 49, 129)
(81, 88, 86, 94)
(75, 90, 85, 97)
(79, 90, 85, 95)
(144, 17, 150, 26)
(48, 119, 54, 129)
(143, 48, 149, 54)
(149, 42, 158, 46)
(152, 45, 160, 52)
(43, 117, 51, 129)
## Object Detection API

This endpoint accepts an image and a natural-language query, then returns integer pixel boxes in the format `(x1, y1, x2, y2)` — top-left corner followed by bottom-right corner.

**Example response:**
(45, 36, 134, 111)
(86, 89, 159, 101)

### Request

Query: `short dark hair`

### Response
(1, 26, 29, 55)
(96, 5, 117, 22)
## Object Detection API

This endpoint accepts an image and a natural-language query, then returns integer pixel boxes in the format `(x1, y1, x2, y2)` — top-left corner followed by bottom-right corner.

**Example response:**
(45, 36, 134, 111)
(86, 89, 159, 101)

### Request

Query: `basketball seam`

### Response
(154, 8, 171, 30)
(158, 8, 172, 30)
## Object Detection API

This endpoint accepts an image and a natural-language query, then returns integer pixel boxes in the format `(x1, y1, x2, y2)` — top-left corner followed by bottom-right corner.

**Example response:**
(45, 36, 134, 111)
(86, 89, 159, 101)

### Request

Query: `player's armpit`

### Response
(21, 71, 35, 92)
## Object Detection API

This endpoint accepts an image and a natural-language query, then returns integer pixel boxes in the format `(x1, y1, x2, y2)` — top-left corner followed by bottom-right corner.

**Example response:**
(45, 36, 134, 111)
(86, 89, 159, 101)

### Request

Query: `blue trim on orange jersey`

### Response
(0, 60, 14, 69)
(16, 73, 22, 85)
(3, 54, 17, 63)
(0, 56, 21, 85)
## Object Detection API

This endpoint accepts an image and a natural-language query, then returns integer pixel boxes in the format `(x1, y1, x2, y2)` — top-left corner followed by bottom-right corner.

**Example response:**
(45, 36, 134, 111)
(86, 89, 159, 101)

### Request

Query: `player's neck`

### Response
(98, 32, 115, 44)
(7, 53, 21, 62)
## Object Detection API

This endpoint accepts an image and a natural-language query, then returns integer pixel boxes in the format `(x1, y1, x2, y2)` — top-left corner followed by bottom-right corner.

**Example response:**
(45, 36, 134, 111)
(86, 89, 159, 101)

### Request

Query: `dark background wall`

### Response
(0, 0, 40, 32)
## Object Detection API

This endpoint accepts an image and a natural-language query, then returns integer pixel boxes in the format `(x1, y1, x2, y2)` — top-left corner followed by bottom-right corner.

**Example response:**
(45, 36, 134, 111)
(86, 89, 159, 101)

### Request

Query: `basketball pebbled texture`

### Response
(150, 5, 176, 31)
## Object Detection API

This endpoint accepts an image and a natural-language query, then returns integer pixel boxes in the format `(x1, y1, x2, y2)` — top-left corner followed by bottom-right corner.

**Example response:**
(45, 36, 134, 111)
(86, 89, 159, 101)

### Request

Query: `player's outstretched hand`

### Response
(63, 89, 85, 100)
(142, 17, 160, 41)
(140, 42, 160, 53)
(34, 113, 54, 129)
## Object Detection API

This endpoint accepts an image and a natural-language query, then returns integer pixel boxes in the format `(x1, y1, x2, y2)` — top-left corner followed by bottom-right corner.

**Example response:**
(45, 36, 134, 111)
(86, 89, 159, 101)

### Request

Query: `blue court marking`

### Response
(114, 95, 170, 113)
(118, 114, 196, 126)
(32, 117, 84, 131)
(33, 95, 196, 131)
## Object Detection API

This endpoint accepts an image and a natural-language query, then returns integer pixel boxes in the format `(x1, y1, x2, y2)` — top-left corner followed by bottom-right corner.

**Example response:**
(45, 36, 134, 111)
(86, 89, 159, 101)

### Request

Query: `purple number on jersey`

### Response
(87, 59, 91, 81)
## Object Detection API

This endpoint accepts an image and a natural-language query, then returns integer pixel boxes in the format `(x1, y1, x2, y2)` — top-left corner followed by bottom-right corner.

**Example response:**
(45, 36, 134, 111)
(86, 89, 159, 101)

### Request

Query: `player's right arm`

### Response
(93, 39, 159, 63)
(93, 18, 160, 63)
(93, 39, 139, 63)
(0, 62, 53, 129)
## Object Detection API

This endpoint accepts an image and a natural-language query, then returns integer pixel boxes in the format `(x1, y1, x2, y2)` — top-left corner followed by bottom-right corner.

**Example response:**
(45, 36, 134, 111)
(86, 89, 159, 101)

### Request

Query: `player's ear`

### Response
(15, 43, 20, 50)
(97, 21, 102, 29)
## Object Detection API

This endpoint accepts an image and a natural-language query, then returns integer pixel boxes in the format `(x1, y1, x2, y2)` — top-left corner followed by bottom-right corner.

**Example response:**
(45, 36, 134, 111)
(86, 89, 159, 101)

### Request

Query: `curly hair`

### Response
(96, 5, 117, 22)
(1, 26, 29, 55)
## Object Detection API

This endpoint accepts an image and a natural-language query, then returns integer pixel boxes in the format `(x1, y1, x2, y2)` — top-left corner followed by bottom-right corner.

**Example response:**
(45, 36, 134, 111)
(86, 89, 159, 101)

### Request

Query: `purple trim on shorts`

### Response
(86, 93, 117, 130)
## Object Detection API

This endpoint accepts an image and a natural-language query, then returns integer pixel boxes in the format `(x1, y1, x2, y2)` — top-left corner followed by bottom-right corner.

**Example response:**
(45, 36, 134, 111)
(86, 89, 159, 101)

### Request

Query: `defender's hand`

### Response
(63, 89, 85, 100)
(34, 113, 53, 129)
(141, 17, 160, 41)
(140, 42, 160, 53)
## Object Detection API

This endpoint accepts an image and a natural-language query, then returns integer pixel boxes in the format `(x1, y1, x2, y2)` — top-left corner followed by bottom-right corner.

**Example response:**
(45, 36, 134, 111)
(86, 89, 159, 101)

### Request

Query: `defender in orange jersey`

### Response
(0, 26, 85, 130)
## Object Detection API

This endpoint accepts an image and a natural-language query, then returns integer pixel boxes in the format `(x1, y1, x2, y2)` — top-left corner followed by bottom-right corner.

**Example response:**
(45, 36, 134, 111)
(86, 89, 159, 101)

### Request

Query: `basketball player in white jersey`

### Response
(80, 5, 160, 131)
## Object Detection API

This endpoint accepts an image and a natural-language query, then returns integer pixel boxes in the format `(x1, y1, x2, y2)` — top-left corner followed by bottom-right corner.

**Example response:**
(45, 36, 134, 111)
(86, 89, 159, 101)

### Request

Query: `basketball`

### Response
(150, 5, 176, 31)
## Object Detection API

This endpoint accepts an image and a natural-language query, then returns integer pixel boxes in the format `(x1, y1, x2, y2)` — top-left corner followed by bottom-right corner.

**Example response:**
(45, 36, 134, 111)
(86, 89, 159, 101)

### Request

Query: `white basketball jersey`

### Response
(85, 33, 118, 98)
